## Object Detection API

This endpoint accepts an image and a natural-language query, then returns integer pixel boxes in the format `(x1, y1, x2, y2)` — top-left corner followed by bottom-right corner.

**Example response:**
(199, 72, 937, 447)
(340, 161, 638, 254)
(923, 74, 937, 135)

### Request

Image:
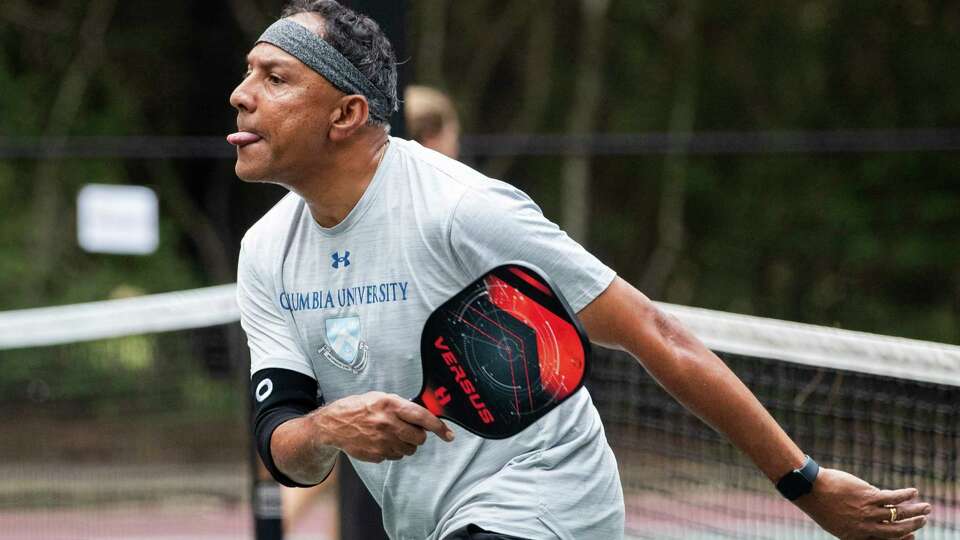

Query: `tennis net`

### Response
(2, 286, 956, 539)
(590, 303, 960, 539)
(0, 286, 255, 540)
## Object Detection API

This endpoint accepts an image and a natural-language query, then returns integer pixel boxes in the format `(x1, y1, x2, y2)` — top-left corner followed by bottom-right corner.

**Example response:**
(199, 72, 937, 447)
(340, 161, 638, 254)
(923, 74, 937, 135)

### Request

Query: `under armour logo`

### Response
(435, 386, 452, 407)
(331, 251, 351, 269)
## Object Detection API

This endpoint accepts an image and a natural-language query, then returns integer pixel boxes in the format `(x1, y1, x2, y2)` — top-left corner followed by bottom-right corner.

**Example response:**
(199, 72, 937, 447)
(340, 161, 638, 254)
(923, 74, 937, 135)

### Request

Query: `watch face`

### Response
(777, 471, 812, 500)
(776, 456, 818, 500)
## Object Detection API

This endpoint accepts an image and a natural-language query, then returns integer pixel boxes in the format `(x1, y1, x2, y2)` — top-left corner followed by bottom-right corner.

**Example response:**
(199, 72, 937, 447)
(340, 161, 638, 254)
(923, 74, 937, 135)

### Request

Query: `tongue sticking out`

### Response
(226, 131, 262, 147)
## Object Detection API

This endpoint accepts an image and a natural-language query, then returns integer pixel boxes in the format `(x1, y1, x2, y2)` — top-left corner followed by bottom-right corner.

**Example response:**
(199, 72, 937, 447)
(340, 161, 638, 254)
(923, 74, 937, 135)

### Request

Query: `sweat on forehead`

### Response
(256, 18, 391, 122)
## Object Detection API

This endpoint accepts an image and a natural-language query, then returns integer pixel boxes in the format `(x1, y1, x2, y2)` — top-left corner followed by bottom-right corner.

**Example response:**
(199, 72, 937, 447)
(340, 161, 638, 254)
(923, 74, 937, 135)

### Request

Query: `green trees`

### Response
(414, 1, 959, 342)
(1, 0, 956, 343)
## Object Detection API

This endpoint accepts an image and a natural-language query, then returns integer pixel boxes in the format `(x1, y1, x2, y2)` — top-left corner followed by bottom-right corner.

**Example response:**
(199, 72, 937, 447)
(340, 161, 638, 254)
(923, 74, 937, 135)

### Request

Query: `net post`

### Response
(338, 459, 390, 538)
(250, 360, 284, 539)
(252, 457, 284, 539)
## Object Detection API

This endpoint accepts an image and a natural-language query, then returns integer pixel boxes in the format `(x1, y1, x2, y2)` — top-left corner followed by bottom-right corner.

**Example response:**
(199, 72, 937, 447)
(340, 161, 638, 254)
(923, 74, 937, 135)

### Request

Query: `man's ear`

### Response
(329, 95, 370, 141)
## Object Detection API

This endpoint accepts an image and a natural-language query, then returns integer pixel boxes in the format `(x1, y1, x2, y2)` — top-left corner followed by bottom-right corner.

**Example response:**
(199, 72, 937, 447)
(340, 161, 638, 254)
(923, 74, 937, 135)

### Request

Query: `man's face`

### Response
(229, 15, 341, 183)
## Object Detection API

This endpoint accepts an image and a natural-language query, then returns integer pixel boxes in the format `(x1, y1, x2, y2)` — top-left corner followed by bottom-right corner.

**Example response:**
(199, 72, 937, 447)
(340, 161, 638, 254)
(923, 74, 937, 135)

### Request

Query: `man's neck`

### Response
(296, 130, 390, 228)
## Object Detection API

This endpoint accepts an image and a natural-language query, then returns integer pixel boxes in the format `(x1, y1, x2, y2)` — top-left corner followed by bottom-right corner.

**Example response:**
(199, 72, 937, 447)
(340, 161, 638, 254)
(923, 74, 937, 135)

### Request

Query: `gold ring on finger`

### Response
(883, 504, 898, 523)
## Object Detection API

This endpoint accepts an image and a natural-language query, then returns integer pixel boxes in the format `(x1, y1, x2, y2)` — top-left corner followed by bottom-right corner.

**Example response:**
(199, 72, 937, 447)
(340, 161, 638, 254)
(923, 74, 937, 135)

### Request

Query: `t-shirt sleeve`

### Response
(449, 181, 616, 313)
(237, 242, 315, 380)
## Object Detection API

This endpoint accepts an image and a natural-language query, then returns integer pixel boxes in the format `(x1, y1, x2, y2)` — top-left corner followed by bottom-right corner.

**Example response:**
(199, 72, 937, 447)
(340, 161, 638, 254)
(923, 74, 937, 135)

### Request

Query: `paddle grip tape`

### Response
(257, 19, 393, 122)
(252, 367, 322, 488)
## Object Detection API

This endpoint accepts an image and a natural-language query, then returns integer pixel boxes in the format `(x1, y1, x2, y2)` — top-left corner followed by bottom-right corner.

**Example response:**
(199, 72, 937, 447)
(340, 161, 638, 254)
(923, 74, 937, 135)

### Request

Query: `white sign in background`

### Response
(77, 184, 159, 255)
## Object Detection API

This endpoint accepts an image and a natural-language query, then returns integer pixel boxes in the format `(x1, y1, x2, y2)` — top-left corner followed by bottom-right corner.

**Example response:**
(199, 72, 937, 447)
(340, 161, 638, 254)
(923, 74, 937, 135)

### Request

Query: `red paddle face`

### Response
(415, 263, 590, 439)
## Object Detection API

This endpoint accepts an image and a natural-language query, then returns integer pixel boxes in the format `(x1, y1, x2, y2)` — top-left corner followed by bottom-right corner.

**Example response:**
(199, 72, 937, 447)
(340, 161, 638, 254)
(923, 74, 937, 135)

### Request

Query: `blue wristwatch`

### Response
(775, 455, 820, 500)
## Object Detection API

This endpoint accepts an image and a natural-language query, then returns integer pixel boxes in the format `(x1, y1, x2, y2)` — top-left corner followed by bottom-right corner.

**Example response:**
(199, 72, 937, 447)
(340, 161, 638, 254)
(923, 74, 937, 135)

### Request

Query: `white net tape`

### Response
(2, 284, 957, 386)
(0, 284, 239, 350)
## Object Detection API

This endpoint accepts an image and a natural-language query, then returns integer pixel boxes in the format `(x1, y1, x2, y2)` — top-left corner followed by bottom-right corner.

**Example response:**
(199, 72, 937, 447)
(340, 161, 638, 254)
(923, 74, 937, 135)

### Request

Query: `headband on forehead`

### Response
(257, 18, 392, 122)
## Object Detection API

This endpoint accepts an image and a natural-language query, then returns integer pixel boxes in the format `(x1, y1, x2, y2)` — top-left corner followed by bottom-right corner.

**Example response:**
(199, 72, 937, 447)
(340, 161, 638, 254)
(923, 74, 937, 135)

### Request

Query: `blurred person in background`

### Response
(229, 1, 931, 539)
(404, 85, 460, 160)
(280, 83, 462, 533)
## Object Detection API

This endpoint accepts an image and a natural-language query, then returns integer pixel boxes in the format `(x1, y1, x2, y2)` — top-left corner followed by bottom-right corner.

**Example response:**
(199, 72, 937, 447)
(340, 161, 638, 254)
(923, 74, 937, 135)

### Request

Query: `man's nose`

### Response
(230, 78, 256, 113)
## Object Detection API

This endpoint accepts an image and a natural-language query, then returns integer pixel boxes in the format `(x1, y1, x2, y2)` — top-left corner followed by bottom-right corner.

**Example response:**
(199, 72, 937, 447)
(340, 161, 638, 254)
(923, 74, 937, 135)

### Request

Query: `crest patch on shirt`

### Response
(319, 316, 369, 374)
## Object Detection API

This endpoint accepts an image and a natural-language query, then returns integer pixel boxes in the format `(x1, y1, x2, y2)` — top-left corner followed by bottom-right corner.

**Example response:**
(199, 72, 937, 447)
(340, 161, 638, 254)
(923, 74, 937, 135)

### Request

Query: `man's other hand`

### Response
(794, 468, 932, 539)
(317, 391, 455, 463)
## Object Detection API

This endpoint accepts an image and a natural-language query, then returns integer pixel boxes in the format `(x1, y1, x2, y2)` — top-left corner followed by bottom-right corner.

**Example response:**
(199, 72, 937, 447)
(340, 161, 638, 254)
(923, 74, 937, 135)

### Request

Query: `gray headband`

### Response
(257, 18, 392, 122)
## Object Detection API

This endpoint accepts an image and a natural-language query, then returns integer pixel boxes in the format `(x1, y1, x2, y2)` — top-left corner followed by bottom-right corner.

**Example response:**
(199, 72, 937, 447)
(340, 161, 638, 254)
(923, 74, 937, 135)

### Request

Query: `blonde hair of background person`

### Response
(280, 84, 463, 533)
(404, 85, 460, 159)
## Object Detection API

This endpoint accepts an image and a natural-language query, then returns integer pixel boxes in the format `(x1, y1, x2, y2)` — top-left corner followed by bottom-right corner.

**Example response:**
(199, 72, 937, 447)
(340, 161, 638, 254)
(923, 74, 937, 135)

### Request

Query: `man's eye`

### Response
(268, 74, 284, 85)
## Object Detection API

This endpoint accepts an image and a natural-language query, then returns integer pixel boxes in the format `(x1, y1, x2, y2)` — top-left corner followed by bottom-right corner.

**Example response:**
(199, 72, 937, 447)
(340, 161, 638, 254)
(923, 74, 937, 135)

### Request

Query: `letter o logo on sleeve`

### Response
(255, 378, 274, 402)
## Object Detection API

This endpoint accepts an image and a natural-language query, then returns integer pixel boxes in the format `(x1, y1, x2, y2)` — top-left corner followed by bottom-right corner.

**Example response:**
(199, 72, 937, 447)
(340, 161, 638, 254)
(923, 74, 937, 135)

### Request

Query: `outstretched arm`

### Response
(578, 277, 931, 539)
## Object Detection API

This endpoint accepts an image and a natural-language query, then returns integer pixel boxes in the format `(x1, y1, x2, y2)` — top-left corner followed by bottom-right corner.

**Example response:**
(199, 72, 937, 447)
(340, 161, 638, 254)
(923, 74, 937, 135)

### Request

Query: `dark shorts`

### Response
(443, 524, 531, 540)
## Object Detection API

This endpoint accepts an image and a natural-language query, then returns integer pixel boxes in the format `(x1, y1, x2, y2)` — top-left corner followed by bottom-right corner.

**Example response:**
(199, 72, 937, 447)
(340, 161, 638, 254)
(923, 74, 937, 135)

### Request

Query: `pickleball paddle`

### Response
(413, 262, 591, 439)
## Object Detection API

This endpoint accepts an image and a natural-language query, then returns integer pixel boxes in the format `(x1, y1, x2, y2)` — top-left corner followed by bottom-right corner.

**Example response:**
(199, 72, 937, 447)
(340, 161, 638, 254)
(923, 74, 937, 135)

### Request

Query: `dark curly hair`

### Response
(281, 0, 398, 126)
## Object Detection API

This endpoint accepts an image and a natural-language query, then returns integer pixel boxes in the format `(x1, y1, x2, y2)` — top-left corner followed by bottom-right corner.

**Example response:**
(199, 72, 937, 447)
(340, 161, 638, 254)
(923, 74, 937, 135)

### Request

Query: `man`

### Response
(230, 2, 931, 539)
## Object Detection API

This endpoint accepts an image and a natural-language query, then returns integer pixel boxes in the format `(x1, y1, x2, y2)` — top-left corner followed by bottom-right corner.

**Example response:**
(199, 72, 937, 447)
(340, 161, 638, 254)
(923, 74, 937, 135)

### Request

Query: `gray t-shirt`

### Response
(237, 138, 624, 540)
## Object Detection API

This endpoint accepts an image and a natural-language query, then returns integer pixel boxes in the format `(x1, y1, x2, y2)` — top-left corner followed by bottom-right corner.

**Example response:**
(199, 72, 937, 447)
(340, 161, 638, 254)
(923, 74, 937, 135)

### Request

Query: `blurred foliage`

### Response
(0, 0, 956, 351)
(0, 1, 216, 309)
(413, 0, 960, 343)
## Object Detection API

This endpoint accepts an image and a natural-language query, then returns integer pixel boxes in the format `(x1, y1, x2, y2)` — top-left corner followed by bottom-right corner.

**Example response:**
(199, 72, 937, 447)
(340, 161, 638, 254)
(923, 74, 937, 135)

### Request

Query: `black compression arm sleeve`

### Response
(251, 367, 324, 488)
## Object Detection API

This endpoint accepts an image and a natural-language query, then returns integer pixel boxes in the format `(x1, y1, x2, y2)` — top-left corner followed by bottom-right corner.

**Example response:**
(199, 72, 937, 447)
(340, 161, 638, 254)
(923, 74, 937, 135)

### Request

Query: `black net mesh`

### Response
(0, 324, 252, 539)
(1, 286, 957, 540)
(589, 349, 959, 539)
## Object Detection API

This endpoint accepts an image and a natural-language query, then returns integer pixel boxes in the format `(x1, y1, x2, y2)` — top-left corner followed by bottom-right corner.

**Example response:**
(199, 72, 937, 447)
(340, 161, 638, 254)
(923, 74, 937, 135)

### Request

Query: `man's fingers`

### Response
(867, 502, 931, 523)
(863, 487, 931, 539)
(380, 442, 418, 461)
(395, 423, 428, 446)
(871, 487, 919, 506)
(395, 402, 455, 441)
(865, 515, 927, 539)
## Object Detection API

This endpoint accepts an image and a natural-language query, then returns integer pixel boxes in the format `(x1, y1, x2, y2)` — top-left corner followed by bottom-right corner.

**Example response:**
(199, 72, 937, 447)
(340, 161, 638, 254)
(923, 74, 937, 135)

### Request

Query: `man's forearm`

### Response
(631, 314, 806, 481)
(580, 278, 805, 482)
(271, 412, 339, 485)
